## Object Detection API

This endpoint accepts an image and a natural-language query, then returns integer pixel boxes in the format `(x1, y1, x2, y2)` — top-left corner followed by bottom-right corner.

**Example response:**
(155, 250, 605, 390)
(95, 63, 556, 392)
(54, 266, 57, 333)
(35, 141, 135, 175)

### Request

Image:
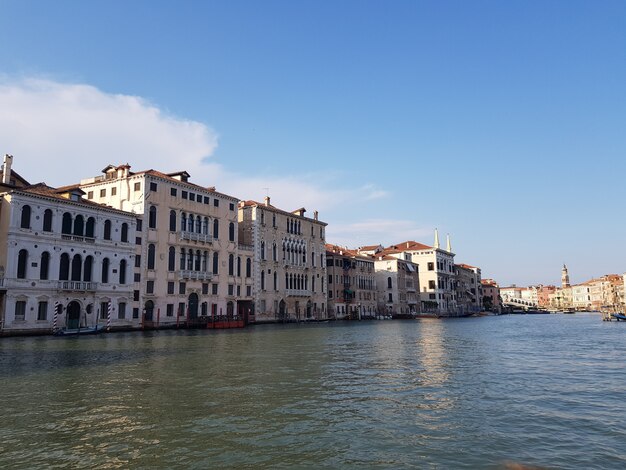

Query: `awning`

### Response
(344, 289, 354, 295)
(406, 264, 416, 272)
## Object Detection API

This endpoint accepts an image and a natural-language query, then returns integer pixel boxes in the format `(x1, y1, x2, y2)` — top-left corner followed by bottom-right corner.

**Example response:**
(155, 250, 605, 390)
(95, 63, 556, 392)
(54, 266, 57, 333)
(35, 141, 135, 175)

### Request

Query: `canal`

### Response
(0, 313, 624, 468)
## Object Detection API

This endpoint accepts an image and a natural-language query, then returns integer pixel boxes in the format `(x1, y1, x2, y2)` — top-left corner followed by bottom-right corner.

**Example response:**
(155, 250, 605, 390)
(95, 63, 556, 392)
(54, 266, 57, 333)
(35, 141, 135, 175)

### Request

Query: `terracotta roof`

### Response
(387, 240, 433, 251)
(241, 199, 327, 225)
(457, 263, 478, 270)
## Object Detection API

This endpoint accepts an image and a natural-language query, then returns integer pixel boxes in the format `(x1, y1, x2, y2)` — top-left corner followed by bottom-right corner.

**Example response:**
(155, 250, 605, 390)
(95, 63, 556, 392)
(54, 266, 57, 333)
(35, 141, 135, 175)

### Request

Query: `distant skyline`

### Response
(1, 0, 625, 286)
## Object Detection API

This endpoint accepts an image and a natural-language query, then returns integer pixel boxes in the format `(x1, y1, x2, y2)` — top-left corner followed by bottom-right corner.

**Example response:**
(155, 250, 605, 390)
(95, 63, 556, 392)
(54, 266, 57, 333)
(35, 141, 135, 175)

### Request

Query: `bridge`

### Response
(501, 296, 538, 309)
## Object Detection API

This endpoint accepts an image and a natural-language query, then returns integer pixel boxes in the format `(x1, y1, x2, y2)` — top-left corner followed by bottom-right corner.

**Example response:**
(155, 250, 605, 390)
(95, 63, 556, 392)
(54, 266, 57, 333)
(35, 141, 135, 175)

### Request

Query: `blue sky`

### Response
(1, 0, 625, 286)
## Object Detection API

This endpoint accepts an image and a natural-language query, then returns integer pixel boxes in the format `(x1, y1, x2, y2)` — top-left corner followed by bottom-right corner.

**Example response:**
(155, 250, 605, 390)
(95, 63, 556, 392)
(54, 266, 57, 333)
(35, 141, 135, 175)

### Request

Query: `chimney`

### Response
(3, 154, 13, 185)
(264, 196, 270, 206)
(406, 242, 409, 248)
(314, 210, 318, 221)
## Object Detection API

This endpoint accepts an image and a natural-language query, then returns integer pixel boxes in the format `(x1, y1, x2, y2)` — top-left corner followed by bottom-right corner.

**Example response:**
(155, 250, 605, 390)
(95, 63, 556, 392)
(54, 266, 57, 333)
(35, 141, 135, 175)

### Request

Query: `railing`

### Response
(179, 270, 213, 281)
(57, 281, 98, 291)
(179, 231, 213, 243)
(238, 244, 254, 251)
(286, 289, 311, 297)
(61, 234, 96, 243)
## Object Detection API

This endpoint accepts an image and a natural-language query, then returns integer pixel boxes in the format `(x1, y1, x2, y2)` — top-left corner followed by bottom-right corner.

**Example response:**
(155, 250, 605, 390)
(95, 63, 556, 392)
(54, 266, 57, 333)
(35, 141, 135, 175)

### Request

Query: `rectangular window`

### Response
(136, 219, 142, 231)
(212, 284, 218, 295)
(228, 284, 234, 296)
(166, 304, 174, 317)
(133, 290, 140, 301)
(202, 283, 209, 295)
(204, 196, 210, 204)
(229, 203, 235, 211)
(178, 302, 186, 316)
(428, 262, 434, 271)
(100, 302, 108, 320)
(111, 187, 117, 196)
(150, 182, 157, 192)
(134, 273, 141, 282)
(100, 189, 106, 197)
(328, 274, 333, 284)
(134, 182, 141, 192)
(179, 282, 186, 295)
(135, 255, 141, 268)
(87, 191, 93, 199)
(133, 307, 139, 319)
(146, 280, 154, 294)
(236, 285, 241, 296)
(213, 199, 219, 207)
(135, 237, 142, 245)
(429, 280, 436, 289)
(189, 192, 194, 201)
(196, 194, 202, 202)
(37, 301, 47, 321)
(168, 281, 175, 295)
(171, 187, 177, 197)
(246, 286, 251, 296)
(181, 190, 188, 199)
(118, 302, 126, 319)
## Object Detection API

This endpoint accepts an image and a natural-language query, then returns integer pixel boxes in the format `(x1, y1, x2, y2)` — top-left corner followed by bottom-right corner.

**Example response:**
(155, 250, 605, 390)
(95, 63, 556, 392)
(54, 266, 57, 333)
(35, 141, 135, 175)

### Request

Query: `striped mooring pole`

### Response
(53, 301, 59, 332)
(107, 302, 112, 332)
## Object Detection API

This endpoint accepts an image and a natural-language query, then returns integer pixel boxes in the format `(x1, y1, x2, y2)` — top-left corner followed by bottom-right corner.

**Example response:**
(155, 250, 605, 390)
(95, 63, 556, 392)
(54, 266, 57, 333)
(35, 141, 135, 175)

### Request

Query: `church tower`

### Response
(561, 264, 570, 288)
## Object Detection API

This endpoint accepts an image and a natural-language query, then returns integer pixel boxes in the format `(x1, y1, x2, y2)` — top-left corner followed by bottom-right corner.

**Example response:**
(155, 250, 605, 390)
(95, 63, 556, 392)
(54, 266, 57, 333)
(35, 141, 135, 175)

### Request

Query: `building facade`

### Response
(455, 264, 483, 314)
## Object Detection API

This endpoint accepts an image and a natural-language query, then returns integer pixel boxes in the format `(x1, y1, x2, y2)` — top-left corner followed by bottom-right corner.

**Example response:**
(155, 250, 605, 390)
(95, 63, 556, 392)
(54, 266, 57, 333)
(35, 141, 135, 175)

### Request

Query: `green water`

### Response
(1, 313, 624, 468)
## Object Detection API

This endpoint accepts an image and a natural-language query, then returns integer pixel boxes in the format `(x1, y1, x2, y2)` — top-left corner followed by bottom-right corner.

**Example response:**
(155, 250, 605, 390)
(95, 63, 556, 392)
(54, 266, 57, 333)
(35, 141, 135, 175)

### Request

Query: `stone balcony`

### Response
(179, 231, 213, 244)
(57, 281, 98, 291)
(179, 270, 213, 281)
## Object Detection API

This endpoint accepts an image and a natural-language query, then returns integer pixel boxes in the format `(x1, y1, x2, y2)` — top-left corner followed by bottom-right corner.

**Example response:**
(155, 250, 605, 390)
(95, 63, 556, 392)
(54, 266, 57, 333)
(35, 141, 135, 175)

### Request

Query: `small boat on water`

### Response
(54, 325, 106, 336)
(610, 313, 626, 321)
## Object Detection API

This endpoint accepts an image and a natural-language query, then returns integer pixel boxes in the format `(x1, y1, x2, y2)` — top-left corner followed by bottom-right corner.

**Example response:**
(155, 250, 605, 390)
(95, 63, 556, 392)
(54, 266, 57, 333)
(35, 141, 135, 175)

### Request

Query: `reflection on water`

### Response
(0, 314, 625, 469)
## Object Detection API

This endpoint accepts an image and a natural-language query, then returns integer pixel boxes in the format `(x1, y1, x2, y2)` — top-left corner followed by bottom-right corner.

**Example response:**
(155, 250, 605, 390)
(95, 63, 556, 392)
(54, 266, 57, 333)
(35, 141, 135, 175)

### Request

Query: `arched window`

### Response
(188, 214, 195, 233)
(212, 252, 219, 274)
(121, 223, 128, 242)
(213, 219, 219, 239)
(202, 251, 208, 272)
(195, 250, 201, 271)
(73, 214, 84, 236)
(196, 216, 202, 233)
(17, 249, 28, 278)
(180, 248, 186, 270)
(83, 256, 93, 282)
(104, 220, 112, 240)
(228, 254, 234, 276)
(273, 271, 277, 290)
(261, 241, 265, 260)
(43, 209, 53, 232)
(101, 258, 110, 283)
(20, 205, 31, 229)
(273, 243, 277, 261)
(169, 210, 177, 232)
(237, 257, 241, 277)
(62, 212, 72, 234)
(71, 254, 82, 281)
(181, 212, 187, 232)
(40, 252, 50, 280)
(85, 217, 95, 238)
(187, 250, 193, 271)
(229, 222, 235, 242)
(246, 258, 251, 277)
(387, 277, 392, 289)
(168, 247, 175, 271)
(203, 217, 209, 234)
(147, 244, 156, 269)
(59, 253, 70, 280)
(119, 259, 127, 284)
(148, 205, 157, 229)
(261, 270, 265, 290)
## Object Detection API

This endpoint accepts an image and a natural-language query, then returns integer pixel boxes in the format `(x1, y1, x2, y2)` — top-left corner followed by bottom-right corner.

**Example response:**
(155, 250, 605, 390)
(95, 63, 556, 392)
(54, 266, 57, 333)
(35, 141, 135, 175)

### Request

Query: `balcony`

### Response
(58, 281, 98, 291)
(61, 234, 96, 244)
(286, 289, 311, 297)
(179, 231, 213, 244)
(179, 270, 213, 281)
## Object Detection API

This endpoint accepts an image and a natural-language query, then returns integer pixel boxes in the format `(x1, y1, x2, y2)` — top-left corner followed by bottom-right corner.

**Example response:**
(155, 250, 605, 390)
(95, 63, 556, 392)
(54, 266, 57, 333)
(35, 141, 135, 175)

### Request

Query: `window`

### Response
(43, 209, 53, 232)
(135, 237, 142, 245)
(83, 256, 93, 282)
(167, 281, 175, 295)
(147, 280, 154, 294)
(102, 258, 110, 283)
(202, 283, 209, 295)
(100, 189, 106, 198)
(237, 257, 241, 277)
(261, 271, 265, 290)
(429, 280, 436, 289)
(118, 302, 126, 319)
(388, 293, 393, 302)
(212, 283, 218, 295)
(178, 302, 186, 316)
(119, 259, 127, 284)
(134, 273, 141, 283)
(228, 254, 234, 276)
(134, 182, 141, 192)
(428, 262, 434, 271)
(203, 196, 209, 204)
(135, 255, 141, 268)
(196, 194, 202, 203)
(148, 205, 157, 229)
(247, 285, 252, 296)
(228, 284, 234, 296)
(387, 277, 392, 289)
(87, 191, 93, 199)
(246, 258, 251, 277)
(212, 252, 219, 274)
(328, 274, 333, 284)
(37, 301, 48, 321)
(133, 308, 140, 318)
(168, 247, 175, 271)
(213, 199, 219, 207)
(229, 203, 235, 211)
(17, 249, 28, 279)
(121, 223, 128, 242)
(133, 290, 140, 301)
(182, 190, 188, 199)
(188, 192, 195, 201)
(73, 214, 84, 236)
(229, 222, 235, 241)
(100, 302, 109, 320)
(179, 282, 186, 295)
(20, 205, 31, 229)
(171, 187, 177, 197)
(111, 187, 117, 196)
(169, 210, 177, 232)
(59, 253, 70, 280)
(136, 219, 142, 231)
(15, 300, 26, 320)
(85, 217, 95, 238)
(62, 212, 72, 234)
(147, 244, 156, 269)
(104, 220, 112, 240)
(40, 252, 50, 280)
(213, 219, 219, 239)
(150, 182, 157, 192)
(166, 304, 174, 317)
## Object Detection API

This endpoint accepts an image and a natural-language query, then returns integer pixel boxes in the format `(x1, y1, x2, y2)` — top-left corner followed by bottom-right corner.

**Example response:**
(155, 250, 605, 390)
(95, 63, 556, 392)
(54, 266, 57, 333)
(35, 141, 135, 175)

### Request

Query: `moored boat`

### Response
(54, 325, 106, 336)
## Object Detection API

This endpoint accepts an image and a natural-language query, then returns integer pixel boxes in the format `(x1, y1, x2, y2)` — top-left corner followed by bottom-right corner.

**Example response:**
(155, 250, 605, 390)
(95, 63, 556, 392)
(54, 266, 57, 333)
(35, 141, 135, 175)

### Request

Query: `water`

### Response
(1, 313, 625, 469)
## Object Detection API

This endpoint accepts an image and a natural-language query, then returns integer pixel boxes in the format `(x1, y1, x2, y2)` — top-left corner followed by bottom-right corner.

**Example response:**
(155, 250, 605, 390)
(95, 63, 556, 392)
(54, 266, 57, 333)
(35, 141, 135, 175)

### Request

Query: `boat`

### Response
(610, 313, 626, 321)
(54, 325, 106, 336)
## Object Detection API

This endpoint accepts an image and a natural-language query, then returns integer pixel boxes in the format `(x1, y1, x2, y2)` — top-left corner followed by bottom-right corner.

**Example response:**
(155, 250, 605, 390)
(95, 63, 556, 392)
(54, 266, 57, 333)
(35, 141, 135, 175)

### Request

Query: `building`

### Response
(455, 264, 482, 314)
(371, 252, 420, 316)
(325, 244, 377, 319)
(481, 279, 501, 312)
(572, 282, 592, 310)
(78, 163, 243, 326)
(0, 156, 137, 334)
(238, 197, 327, 322)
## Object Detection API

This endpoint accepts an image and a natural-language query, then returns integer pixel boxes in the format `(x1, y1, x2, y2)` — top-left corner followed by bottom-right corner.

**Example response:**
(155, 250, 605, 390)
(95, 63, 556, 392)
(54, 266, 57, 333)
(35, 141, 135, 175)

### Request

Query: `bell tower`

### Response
(561, 264, 570, 288)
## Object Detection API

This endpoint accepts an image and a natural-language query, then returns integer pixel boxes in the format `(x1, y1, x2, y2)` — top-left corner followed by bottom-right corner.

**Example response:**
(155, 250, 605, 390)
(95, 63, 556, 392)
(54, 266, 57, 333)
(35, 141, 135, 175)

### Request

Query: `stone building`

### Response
(455, 263, 482, 314)
(238, 197, 327, 322)
(370, 252, 420, 317)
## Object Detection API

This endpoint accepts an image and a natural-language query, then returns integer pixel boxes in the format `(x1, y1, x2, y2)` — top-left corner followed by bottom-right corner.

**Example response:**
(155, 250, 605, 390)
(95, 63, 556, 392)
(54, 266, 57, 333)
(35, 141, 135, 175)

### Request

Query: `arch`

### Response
(203, 217, 209, 235)
(73, 214, 84, 236)
(228, 254, 234, 276)
(121, 223, 128, 242)
(101, 257, 110, 283)
(272, 242, 277, 261)
(273, 271, 277, 290)
(40, 251, 50, 280)
(195, 250, 201, 271)
(188, 214, 195, 233)
(169, 210, 177, 232)
(83, 256, 93, 282)
(62, 212, 72, 234)
(387, 277, 392, 289)
(43, 209, 53, 232)
(148, 205, 157, 229)
(104, 219, 112, 240)
(147, 244, 156, 269)
(181, 212, 187, 232)
(17, 249, 28, 278)
(212, 252, 219, 274)
(168, 247, 176, 271)
(202, 251, 208, 272)
(20, 205, 31, 229)
(279, 299, 286, 316)
(306, 300, 312, 318)
(71, 254, 82, 281)
(119, 259, 127, 284)
(180, 247, 186, 270)
(144, 300, 155, 321)
(59, 253, 70, 280)
(187, 249, 193, 270)
(196, 215, 202, 233)
(188, 293, 199, 319)
(66, 301, 81, 329)
(229, 222, 235, 241)
(84, 217, 95, 238)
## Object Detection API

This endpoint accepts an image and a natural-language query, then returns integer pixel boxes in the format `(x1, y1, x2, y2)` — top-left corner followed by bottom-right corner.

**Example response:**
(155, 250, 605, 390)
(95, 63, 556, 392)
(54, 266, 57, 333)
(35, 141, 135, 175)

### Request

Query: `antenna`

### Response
(262, 187, 270, 197)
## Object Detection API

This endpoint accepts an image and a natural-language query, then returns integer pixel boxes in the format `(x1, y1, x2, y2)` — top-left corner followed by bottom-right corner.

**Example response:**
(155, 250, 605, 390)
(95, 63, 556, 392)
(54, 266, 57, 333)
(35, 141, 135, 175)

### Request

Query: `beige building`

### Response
(481, 279, 501, 312)
(238, 197, 327, 322)
(572, 282, 592, 310)
(371, 252, 420, 316)
(455, 264, 483, 314)
(78, 164, 244, 326)
(325, 244, 377, 319)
